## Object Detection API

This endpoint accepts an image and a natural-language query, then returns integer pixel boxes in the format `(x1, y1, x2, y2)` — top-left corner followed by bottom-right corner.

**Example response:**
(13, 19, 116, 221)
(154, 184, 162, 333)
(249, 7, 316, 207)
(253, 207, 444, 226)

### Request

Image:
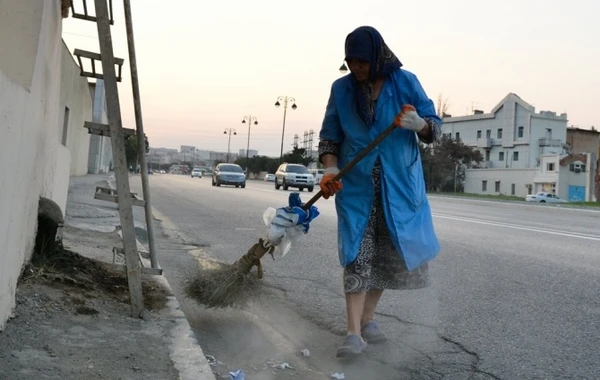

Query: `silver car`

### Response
(212, 164, 246, 188)
(274, 163, 314, 192)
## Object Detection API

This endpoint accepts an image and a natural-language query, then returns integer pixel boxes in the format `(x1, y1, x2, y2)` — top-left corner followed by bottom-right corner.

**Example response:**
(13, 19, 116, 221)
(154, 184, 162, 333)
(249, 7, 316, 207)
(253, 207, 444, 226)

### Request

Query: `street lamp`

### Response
(275, 96, 297, 163)
(339, 61, 348, 74)
(223, 128, 237, 163)
(241, 115, 258, 177)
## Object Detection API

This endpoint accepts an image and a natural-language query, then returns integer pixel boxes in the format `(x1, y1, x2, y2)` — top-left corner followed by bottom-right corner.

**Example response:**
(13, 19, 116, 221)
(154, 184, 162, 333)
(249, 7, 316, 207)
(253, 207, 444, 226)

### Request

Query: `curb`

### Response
(153, 276, 217, 380)
(99, 174, 217, 380)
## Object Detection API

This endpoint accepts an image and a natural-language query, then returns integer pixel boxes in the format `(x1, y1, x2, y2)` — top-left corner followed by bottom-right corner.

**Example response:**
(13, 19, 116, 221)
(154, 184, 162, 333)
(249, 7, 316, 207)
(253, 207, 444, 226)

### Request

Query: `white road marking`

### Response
(433, 213, 600, 242)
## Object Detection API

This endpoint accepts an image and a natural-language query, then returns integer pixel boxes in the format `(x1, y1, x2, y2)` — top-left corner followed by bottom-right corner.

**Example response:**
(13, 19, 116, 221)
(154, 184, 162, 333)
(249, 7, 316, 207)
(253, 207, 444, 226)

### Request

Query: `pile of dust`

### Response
(182, 257, 266, 309)
(22, 247, 170, 311)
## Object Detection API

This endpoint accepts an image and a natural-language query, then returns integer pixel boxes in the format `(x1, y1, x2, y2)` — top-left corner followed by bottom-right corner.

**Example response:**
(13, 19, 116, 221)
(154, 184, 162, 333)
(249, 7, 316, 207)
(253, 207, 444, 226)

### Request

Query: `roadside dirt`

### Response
(0, 228, 179, 380)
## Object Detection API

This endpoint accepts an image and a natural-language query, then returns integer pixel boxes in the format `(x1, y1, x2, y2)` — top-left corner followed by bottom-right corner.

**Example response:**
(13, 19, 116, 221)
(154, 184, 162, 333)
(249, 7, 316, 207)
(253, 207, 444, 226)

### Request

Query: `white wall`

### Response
(465, 169, 538, 197)
(0, 0, 65, 329)
(87, 80, 113, 174)
(59, 41, 93, 176)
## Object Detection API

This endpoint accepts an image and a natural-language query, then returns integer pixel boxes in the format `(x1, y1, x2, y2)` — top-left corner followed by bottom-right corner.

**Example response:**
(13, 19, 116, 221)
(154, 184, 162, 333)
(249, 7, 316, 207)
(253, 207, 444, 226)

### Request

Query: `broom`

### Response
(184, 110, 408, 308)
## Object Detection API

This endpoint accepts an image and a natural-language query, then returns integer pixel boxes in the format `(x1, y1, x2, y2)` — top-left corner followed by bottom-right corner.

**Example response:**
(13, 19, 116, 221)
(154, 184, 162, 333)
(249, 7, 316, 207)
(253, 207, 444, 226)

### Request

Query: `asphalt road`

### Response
(132, 174, 600, 380)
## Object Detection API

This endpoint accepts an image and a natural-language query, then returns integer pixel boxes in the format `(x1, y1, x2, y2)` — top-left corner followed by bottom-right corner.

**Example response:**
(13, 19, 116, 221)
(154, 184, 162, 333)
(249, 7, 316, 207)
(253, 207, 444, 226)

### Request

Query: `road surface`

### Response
(132, 174, 600, 380)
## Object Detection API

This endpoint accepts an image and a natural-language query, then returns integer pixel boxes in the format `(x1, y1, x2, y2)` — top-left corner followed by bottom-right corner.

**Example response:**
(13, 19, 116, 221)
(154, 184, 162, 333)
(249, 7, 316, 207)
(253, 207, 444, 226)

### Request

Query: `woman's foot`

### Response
(361, 320, 387, 343)
(336, 334, 367, 358)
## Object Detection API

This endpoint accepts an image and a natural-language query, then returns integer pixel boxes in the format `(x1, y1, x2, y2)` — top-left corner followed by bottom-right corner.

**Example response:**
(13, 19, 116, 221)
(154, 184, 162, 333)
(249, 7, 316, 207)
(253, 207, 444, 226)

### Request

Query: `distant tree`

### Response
(421, 135, 483, 192)
(124, 134, 150, 170)
(281, 147, 314, 166)
(437, 94, 451, 118)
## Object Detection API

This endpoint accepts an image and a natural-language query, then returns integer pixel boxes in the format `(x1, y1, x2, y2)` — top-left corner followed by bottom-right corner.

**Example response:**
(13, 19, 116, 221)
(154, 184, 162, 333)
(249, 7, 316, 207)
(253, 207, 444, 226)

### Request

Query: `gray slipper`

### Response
(336, 334, 367, 358)
(361, 321, 387, 343)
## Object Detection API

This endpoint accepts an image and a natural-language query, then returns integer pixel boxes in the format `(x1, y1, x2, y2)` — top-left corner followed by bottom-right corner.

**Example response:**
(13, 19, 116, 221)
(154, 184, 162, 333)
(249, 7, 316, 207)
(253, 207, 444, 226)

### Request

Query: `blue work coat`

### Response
(319, 69, 441, 271)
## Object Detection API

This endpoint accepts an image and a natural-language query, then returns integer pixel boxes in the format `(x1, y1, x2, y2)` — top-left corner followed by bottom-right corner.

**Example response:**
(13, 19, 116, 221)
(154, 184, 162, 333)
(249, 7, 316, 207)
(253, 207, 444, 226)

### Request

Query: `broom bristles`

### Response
(183, 238, 274, 309)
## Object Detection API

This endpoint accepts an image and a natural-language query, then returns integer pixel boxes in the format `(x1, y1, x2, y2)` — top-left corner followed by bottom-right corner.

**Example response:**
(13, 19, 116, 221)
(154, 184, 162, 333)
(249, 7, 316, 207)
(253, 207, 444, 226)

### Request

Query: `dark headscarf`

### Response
(344, 26, 402, 126)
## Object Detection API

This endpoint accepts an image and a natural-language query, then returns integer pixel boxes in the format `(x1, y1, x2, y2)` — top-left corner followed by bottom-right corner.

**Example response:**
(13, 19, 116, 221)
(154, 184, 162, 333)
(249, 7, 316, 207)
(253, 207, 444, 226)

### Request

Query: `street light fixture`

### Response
(241, 115, 258, 177)
(339, 61, 348, 74)
(223, 128, 237, 163)
(275, 96, 297, 163)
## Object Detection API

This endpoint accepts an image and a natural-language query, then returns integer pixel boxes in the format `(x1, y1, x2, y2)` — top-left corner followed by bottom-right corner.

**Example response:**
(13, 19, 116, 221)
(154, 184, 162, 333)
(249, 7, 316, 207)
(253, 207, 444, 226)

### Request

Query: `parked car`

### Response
(275, 163, 314, 192)
(212, 163, 246, 188)
(191, 168, 203, 178)
(264, 173, 275, 182)
(525, 192, 568, 203)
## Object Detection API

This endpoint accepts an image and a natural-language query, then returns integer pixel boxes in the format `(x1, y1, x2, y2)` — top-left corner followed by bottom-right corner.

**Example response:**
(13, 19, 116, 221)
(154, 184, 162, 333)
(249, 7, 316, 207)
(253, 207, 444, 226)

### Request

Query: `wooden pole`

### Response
(94, 0, 144, 317)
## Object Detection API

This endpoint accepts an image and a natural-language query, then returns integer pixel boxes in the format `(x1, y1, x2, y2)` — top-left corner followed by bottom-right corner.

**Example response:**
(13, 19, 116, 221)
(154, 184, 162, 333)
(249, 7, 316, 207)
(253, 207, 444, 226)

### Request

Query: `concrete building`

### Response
(566, 127, 600, 200)
(238, 149, 258, 158)
(443, 93, 596, 201)
(0, 0, 95, 328)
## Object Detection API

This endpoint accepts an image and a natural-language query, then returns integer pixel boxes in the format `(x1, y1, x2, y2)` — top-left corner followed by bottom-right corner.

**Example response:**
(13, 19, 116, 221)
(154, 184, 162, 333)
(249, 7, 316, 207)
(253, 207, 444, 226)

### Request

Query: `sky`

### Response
(62, 0, 600, 157)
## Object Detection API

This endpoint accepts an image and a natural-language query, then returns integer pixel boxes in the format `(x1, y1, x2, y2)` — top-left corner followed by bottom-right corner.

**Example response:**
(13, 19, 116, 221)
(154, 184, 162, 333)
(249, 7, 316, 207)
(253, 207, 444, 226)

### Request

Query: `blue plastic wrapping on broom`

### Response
(283, 192, 320, 233)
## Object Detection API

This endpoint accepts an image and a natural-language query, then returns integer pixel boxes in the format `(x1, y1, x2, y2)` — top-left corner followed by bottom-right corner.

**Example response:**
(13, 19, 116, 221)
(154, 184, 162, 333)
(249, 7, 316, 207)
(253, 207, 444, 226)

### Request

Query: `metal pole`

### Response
(123, 0, 159, 269)
(245, 118, 250, 178)
(279, 98, 288, 163)
(227, 130, 232, 163)
(94, 0, 144, 317)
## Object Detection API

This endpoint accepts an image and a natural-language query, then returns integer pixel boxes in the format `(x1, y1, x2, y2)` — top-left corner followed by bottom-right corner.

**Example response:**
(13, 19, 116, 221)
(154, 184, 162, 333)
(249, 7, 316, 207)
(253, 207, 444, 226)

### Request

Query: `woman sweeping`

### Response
(318, 25, 442, 358)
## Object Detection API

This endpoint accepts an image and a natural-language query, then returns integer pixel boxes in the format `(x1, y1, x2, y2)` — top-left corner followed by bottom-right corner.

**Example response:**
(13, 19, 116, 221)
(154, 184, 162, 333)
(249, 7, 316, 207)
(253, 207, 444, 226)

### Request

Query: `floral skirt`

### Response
(343, 159, 430, 293)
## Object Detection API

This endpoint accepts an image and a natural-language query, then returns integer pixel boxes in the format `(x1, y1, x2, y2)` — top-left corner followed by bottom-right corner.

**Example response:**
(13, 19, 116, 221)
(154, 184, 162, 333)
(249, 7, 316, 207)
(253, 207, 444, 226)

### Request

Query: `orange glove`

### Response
(320, 167, 342, 199)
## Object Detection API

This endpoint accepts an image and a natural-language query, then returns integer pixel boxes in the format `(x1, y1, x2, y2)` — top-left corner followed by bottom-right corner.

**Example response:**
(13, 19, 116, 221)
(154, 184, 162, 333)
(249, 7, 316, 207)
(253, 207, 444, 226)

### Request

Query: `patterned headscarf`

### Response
(344, 26, 402, 126)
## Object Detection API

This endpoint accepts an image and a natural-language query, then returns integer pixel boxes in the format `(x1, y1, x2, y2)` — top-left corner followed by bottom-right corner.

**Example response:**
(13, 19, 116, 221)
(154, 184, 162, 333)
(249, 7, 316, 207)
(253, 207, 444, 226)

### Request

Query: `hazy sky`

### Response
(62, 0, 599, 157)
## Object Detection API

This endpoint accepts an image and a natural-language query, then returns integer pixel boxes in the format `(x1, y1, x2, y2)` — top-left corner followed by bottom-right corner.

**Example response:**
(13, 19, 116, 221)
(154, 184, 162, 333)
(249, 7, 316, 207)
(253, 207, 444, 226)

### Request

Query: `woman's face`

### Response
(347, 59, 370, 82)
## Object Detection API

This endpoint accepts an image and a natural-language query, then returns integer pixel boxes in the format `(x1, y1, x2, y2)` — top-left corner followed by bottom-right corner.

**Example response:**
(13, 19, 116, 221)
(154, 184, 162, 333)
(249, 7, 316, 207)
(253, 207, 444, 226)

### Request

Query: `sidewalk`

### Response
(0, 174, 216, 380)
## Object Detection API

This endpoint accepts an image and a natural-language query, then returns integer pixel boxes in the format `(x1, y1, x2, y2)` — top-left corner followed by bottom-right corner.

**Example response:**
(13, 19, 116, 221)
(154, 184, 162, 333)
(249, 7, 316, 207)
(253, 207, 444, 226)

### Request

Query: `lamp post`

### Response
(275, 96, 297, 163)
(241, 115, 258, 178)
(223, 128, 236, 163)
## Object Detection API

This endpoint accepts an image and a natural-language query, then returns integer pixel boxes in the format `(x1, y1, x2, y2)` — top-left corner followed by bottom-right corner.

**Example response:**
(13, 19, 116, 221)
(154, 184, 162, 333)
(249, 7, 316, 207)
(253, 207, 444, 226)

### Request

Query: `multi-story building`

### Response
(442, 93, 597, 201)
(238, 149, 258, 158)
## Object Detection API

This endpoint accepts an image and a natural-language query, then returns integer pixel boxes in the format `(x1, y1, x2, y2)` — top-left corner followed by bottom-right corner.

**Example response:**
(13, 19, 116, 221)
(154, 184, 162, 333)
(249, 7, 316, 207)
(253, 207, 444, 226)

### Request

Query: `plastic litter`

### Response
(229, 369, 245, 380)
(301, 349, 310, 357)
(331, 373, 345, 379)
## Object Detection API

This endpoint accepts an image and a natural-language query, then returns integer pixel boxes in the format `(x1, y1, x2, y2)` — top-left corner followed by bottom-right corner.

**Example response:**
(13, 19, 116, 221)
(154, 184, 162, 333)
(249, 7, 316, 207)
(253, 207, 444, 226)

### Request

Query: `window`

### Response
(511, 183, 516, 195)
(518, 126, 524, 138)
(486, 130, 491, 138)
(547, 163, 555, 171)
(477, 130, 482, 139)
(455, 132, 460, 141)
(485, 150, 490, 161)
(61, 107, 70, 146)
(497, 129, 503, 139)
(444, 133, 451, 139)
(482, 180, 487, 192)
(499, 152, 504, 161)
(495, 181, 501, 192)
(513, 152, 519, 161)
(569, 163, 586, 173)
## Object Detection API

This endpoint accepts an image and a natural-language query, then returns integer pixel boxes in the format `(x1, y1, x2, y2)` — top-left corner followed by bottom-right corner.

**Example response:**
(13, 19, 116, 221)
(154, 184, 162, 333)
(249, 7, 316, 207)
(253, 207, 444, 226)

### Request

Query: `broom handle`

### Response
(302, 122, 397, 210)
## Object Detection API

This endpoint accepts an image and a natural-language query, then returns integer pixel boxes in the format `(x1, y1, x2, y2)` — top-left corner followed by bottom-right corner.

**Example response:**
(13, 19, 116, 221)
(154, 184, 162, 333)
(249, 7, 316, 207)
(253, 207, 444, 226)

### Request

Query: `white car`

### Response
(191, 168, 203, 178)
(525, 192, 567, 203)
(264, 173, 275, 182)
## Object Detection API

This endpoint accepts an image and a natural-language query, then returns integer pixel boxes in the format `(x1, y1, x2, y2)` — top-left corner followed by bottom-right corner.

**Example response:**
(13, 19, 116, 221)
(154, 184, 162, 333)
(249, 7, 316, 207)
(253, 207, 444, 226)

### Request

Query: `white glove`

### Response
(324, 167, 340, 175)
(398, 110, 427, 132)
